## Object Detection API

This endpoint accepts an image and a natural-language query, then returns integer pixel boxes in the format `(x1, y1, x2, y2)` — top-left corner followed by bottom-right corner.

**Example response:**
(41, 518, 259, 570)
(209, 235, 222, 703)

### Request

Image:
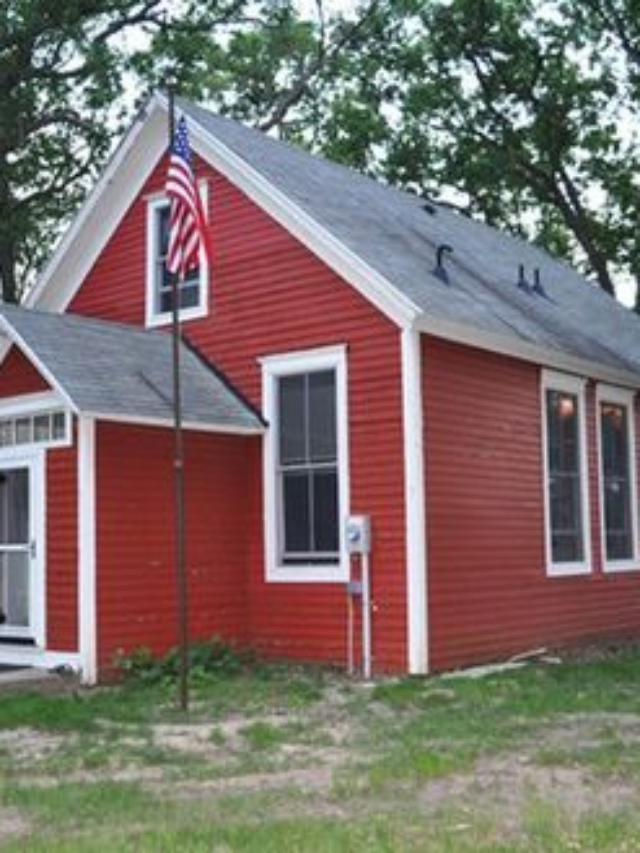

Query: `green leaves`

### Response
(2, 0, 640, 307)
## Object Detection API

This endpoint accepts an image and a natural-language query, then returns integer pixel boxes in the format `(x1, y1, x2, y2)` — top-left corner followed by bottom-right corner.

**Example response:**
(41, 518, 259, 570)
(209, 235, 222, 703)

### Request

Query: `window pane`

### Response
(279, 375, 306, 464)
(180, 280, 200, 309)
(158, 205, 170, 257)
(282, 471, 311, 555)
(308, 371, 336, 462)
(0, 469, 28, 545)
(0, 421, 13, 447)
(155, 206, 201, 316)
(15, 418, 31, 445)
(546, 389, 584, 563)
(52, 412, 66, 440)
(313, 469, 339, 554)
(0, 551, 29, 628)
(601, 403, 633, 561)
(33, 414, 51, 443)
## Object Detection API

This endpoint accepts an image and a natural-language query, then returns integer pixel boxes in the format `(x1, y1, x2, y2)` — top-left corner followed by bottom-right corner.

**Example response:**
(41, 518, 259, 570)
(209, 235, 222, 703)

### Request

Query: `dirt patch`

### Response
(0, 806, 30, 842)
(0, 728, 67, 763)
(152, 764, 335, 799)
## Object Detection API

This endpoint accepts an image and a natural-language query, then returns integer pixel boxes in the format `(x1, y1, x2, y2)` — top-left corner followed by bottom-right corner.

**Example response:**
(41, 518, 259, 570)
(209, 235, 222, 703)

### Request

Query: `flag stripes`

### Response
(165, 116, 210, 280)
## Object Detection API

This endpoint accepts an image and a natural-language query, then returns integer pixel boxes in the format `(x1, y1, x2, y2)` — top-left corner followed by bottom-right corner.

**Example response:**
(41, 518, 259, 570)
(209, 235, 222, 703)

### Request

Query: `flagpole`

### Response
(168, 86, 190, 712)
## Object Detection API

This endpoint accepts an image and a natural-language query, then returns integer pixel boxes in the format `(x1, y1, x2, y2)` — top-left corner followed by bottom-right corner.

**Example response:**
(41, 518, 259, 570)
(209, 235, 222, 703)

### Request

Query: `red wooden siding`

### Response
(424, 337, 640, 670)
(0, 347, 50, 397)
(46, 442, 78, 651)
(95, 422, 255, 671)
(70, 155, 407, 672)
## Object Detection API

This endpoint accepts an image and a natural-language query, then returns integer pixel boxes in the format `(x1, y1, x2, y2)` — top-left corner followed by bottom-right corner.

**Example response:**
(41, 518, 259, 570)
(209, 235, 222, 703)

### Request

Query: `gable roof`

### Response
(0, 304, 263, 433)
(26, 94, 640, 388)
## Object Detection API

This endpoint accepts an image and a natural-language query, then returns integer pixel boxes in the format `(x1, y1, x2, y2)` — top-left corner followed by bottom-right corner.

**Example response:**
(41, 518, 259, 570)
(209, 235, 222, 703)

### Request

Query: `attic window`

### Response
(145, 192, 209, 328)
(0, 410, 68, 449)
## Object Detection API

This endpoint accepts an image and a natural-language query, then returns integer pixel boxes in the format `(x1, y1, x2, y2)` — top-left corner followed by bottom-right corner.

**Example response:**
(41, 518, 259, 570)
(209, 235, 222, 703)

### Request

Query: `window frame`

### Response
(596, 384, 639, 573)
(261, 345, 350, 583)
(541, 370, 592, 577)
(145, 185, 209, 329)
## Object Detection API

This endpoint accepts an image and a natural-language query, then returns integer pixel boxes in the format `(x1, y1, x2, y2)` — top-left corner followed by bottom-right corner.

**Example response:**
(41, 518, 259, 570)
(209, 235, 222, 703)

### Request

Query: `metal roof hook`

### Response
(532, 267, 548, 298)
(517, 264, 531, 293)
(433, 244, 453, 285)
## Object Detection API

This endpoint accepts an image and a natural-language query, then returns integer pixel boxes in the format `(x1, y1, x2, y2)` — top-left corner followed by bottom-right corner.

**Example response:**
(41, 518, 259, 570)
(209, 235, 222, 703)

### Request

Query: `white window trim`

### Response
(145, 180, 209, 329)
(596, 384, 639, 573)
(541, 370, 592, 577)
(0, 392, 72, 452)
(261, 345, 350, 583)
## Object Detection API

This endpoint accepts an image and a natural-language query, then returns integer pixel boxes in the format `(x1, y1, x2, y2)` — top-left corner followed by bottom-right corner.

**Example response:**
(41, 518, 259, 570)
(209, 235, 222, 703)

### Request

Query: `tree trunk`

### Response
(0, 239, 18, 304)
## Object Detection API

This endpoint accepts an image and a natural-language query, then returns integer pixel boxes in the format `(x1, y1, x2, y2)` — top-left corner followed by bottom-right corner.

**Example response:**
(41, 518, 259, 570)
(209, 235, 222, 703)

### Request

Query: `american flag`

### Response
(165, 116, 210, 279)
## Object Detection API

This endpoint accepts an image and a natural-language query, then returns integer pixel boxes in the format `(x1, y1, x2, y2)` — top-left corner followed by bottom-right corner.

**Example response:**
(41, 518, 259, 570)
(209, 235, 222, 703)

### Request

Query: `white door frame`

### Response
(0, 446, 46, 648)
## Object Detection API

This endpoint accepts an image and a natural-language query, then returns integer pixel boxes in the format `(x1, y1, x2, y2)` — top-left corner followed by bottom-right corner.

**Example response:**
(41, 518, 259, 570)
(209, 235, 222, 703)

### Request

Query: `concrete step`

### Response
(0, 666, 80, 694)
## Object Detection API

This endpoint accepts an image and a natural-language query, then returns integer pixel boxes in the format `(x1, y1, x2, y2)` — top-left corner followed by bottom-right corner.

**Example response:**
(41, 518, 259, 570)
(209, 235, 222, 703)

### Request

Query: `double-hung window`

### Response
(262, 347, 349, 582)
(597, 386, 638, 571)
(145, 192, 208, 327)
(542, 371, 591, 575)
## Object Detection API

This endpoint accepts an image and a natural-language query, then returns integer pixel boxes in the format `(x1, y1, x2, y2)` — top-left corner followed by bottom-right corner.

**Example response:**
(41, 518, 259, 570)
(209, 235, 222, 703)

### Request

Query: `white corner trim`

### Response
(541, 369, 592, 577)
(78, 417, 97, 685)
(595, 384, 640, 573)
(261, 345, 350, 583)
(402, 328, 429, 674)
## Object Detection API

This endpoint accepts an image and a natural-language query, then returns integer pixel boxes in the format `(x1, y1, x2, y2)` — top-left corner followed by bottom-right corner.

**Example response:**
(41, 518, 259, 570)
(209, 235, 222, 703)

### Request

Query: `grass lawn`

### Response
(2, 653, 640, 850)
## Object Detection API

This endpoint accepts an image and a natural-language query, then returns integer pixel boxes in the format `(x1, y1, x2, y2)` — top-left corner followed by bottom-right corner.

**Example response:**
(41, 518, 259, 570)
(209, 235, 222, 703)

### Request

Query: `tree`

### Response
(0, 0, 252, 303)
(284, 0, 640, 301)
(4, 0, 640, 307)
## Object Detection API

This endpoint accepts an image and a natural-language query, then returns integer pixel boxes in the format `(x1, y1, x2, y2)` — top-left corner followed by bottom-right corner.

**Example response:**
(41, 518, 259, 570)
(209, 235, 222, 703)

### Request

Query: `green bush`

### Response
(115, 637, 251, 685)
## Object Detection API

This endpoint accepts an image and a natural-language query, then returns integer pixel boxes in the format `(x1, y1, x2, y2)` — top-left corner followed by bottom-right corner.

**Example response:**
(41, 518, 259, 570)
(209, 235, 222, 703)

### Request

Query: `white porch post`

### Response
(401, 327, 429, 674)
(78, 416, 97, 684)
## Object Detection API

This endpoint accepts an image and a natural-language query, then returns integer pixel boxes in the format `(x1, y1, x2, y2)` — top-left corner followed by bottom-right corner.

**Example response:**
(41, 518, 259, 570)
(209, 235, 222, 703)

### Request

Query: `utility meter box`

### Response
(345, 515, 372, 554)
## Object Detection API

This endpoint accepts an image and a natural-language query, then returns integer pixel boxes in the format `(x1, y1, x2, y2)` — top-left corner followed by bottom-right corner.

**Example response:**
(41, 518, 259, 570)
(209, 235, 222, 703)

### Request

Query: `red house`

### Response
(1, 94, 639, 683)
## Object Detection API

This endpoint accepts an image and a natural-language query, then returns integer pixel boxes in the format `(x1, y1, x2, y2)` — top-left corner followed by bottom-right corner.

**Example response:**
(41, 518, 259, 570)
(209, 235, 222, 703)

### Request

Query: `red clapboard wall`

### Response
(424, 337, 640, 670)
(0, 347, 50, 397)
(95, 423, 256, 671)
(69, 153, 407, 672)
(46, 443, 78, 653)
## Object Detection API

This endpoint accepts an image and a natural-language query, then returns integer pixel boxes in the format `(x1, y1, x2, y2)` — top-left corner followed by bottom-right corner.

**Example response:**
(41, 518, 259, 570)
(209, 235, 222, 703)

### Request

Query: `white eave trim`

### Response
(87, 411, 264, 435)
(415, 314, 640, 391)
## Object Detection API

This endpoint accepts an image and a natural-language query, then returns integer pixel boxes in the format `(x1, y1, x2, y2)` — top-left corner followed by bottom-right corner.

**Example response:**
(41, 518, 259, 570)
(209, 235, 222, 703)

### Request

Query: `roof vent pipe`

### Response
(433, 244, 453, 284)
(517, 264, 531, 293)
(532, 268, 547, 298)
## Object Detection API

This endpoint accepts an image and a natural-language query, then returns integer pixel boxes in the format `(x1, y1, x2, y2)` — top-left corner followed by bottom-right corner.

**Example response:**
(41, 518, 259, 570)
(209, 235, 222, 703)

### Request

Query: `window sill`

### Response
(602, 560, 640, 574)
(546, 562, 592, 578)
(146, 303, 208, 329)
(266, 561, 350, 584)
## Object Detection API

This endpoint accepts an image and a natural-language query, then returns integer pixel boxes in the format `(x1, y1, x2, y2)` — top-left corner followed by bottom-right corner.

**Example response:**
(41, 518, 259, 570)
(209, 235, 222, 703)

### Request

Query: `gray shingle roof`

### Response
(181, 99, 640, 383)
(0, 304, 263, 432)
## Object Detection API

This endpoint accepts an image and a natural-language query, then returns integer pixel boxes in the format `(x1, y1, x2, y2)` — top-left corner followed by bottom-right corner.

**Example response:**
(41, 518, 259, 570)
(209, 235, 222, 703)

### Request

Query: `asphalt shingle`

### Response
(181, 100, 640, 381)
(0, 304, 263, 432)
